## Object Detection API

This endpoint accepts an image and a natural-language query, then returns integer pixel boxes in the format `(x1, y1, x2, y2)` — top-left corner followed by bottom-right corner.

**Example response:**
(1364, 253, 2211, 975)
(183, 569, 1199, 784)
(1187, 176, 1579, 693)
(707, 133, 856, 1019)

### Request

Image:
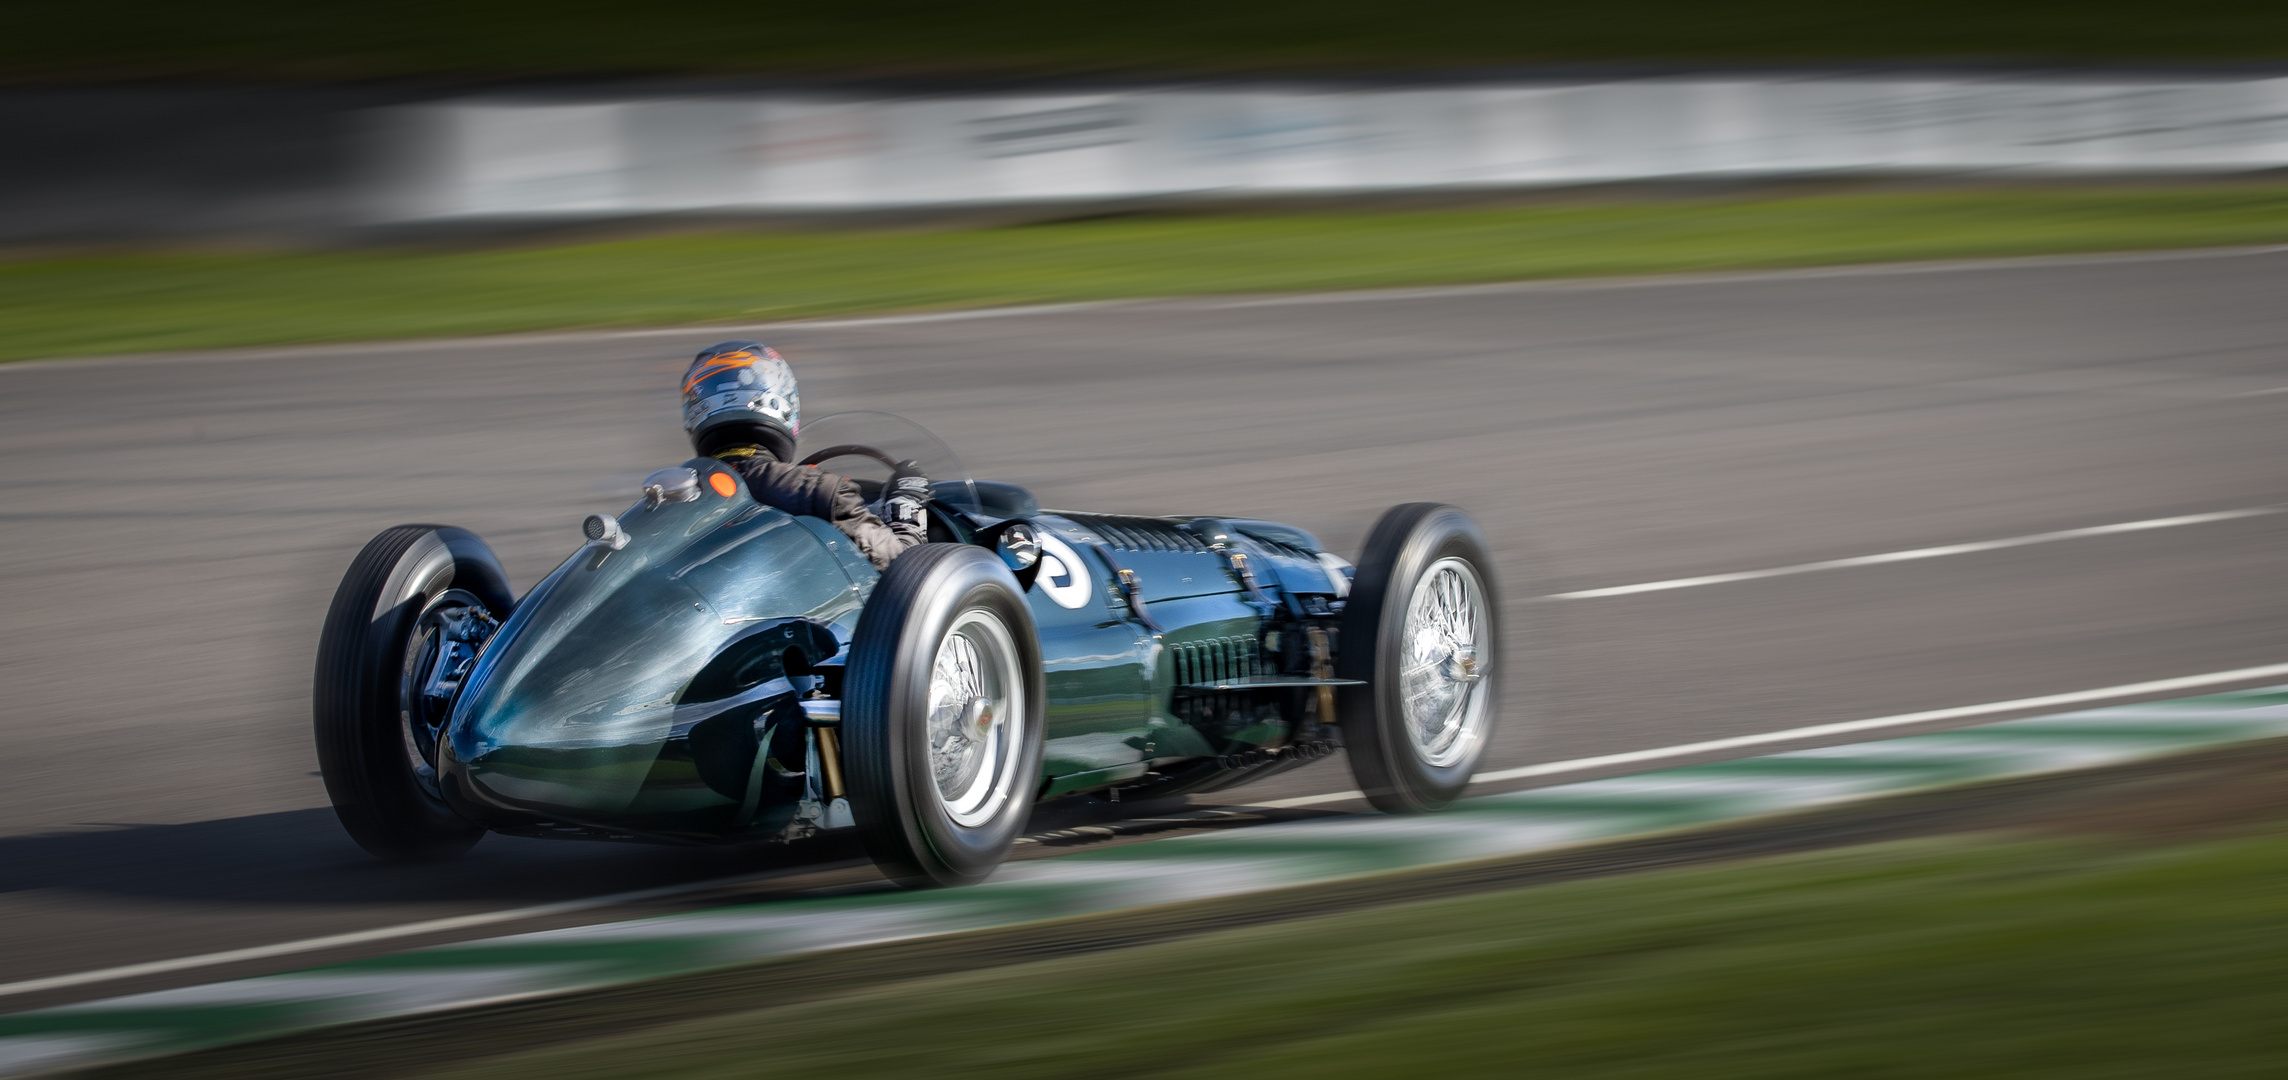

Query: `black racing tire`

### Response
(843, 544, 1046, 889)
(313, 525, 511, 860)
(1336, 503, 1502, 813)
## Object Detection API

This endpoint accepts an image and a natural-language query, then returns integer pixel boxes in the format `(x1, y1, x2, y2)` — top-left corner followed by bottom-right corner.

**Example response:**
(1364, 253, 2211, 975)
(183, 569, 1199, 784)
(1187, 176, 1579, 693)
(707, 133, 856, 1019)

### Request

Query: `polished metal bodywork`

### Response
(434, 453, 1356, 846)
(439, 456, 868, 841)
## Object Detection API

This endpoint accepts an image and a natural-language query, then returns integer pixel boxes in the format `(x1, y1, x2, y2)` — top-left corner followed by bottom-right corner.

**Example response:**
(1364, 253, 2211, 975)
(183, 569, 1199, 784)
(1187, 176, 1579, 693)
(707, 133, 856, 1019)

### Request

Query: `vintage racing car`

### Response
(314, 412, 1500, 886)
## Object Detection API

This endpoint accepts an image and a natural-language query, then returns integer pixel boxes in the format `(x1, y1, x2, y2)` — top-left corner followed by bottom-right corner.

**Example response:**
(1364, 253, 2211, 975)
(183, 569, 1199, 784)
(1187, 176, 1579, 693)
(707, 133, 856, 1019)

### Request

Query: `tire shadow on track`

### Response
(0, 808, 813, 909)
(0, 786, 1297, 910)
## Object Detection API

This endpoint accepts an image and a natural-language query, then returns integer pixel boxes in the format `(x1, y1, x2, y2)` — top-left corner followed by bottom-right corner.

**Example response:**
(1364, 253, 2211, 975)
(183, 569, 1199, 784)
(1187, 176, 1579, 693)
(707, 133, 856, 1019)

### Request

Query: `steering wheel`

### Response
(794, 444, 902, 471)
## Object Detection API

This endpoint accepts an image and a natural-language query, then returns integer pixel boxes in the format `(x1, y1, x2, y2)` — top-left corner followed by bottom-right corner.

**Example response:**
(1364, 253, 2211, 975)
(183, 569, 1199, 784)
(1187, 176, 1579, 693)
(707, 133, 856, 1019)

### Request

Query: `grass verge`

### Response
(8, 183, 2288, 364)
(427, 771, 2288, 1079)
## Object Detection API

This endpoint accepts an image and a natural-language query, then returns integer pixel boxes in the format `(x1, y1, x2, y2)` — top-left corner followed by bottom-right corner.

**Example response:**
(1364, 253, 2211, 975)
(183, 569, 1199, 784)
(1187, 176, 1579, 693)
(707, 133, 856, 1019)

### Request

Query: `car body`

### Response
(438, 463, 1355, 843)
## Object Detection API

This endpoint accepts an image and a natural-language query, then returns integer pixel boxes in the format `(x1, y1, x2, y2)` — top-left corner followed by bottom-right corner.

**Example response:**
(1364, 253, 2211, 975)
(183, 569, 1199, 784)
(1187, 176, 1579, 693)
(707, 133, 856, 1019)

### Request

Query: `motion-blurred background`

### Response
(4, 3, 2287, 1076)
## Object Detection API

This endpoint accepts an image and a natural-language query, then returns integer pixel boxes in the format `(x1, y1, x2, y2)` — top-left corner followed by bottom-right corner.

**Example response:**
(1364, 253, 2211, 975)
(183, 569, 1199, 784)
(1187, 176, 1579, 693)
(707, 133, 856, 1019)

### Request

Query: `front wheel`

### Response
(843, 545, 1046, 888)
(313, 525, 510, 860)
(1337, 504, 1502, 813)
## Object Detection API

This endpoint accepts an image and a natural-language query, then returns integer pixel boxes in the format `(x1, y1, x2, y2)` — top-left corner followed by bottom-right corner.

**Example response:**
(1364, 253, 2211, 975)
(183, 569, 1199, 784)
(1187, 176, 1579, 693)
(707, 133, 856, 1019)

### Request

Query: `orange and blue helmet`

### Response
(682, 341, 799, 459)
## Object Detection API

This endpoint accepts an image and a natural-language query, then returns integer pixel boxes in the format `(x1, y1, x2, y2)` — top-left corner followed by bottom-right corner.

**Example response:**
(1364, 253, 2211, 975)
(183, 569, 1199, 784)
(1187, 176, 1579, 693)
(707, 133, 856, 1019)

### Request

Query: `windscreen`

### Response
(795, 410, 979, 515)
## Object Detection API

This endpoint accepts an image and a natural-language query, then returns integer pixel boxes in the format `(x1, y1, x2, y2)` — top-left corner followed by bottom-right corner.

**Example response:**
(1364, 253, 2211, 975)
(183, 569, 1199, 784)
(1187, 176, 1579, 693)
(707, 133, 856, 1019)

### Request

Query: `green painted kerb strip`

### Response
(5, 685, 2286, 1075)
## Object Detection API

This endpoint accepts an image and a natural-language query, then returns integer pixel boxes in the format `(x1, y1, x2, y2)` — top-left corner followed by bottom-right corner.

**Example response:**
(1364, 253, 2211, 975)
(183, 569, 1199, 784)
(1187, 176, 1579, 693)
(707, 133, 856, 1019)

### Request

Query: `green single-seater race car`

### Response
(314, 411, 1500, 887)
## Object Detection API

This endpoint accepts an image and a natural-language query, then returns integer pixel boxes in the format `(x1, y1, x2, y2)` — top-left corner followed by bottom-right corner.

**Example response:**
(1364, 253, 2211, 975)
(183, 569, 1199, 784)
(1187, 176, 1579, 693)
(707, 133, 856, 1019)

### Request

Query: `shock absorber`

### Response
(816, 727, 847, 800)
(1305, 624, 1337, 729)
(802, 698, 855, 829)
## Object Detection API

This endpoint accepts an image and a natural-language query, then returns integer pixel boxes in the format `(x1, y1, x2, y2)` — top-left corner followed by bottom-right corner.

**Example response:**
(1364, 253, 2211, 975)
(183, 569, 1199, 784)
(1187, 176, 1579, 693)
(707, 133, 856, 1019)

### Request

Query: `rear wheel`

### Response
(843, 545, 1045, 888)
(1337, 504, 1501, 813)
(313, 525, 510, 860)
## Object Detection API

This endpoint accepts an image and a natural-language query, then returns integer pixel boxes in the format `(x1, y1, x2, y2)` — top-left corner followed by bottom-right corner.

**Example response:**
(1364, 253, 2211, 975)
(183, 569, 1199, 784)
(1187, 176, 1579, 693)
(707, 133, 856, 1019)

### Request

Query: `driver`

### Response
(681, 340, 927, 569)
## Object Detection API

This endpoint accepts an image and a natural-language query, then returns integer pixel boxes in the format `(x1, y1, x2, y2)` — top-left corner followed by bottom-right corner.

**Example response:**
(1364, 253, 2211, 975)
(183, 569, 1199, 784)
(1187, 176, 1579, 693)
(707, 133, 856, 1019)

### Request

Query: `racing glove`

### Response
(882, 460, 931, 532)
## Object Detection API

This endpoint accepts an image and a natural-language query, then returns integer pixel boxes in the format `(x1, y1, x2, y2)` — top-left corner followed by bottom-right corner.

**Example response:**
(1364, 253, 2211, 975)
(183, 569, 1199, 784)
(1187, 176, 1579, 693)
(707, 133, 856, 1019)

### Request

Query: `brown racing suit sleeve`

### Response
(715, 449, 925, 570)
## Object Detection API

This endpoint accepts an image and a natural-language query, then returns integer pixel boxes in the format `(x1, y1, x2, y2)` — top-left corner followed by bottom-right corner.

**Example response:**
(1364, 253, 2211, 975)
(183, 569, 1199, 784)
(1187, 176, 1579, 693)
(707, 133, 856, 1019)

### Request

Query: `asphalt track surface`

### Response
(3, 248, 2285, 1008)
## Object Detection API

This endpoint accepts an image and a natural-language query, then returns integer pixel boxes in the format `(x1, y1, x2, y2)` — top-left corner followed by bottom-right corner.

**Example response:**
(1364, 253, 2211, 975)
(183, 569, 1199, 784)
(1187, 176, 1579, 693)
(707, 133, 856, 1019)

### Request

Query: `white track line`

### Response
(0, 866, 838, 1002)
(1201, 243, 2288, 309)
(1544, 507, 2280, 601)
(16, 664, 2280, 1001)
(1248, 662, 2288, 809)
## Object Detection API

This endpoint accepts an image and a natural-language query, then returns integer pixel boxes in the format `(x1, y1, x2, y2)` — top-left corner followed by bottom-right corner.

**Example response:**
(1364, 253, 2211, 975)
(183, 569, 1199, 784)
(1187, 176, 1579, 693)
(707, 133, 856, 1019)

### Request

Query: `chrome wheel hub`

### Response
(1398, 557, 1490, 769)
(926, 610, 1025, 828)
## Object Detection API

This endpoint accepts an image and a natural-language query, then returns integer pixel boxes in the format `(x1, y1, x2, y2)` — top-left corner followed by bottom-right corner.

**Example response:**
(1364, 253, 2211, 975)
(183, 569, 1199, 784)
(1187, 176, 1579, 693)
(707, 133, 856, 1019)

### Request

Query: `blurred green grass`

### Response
(8, 185, 2288, 362)
(7, 0, 2287, 80)
(440, 823, 2288, 1079)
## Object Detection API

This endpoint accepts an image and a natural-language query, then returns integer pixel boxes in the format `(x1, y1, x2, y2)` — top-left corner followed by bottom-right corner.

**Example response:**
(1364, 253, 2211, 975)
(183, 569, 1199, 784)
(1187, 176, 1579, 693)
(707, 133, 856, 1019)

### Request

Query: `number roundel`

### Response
(1033, 534, 1092, 609)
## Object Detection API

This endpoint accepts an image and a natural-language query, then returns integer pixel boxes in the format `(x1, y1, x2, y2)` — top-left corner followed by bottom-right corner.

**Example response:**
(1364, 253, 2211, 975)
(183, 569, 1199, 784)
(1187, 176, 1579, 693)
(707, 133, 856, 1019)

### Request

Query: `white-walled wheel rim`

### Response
(1397, 557, 1490, 769)
(925, 608, 1026, 828)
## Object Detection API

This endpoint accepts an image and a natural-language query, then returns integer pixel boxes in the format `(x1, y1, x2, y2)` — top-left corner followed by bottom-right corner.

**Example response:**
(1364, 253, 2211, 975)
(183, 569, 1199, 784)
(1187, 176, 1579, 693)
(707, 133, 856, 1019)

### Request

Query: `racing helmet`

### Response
(682, 341, 800, 460)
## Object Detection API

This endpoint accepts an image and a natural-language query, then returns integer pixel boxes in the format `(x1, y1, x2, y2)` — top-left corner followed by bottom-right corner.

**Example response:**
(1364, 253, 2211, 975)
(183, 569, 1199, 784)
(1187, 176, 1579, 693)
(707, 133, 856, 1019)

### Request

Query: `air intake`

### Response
(1169, 635, 1262, 688)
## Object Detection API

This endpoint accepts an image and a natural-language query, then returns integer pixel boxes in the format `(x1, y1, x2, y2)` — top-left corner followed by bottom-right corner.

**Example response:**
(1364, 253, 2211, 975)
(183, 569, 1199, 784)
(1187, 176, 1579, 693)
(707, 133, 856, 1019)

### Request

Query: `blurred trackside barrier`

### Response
(371, 76, 2288, 221)
(6, 76, 2288, 246)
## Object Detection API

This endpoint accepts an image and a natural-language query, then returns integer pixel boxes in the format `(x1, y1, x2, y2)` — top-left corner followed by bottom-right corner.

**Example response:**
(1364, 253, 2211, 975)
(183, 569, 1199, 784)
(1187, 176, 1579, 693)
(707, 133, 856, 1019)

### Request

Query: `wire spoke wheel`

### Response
(925, 610, 1027, 827)
(844, 544, 1045, 888)
(1397, 558, 1490, 768)
(314, 525, 509, 860)
(1338, 503, 1502, 813)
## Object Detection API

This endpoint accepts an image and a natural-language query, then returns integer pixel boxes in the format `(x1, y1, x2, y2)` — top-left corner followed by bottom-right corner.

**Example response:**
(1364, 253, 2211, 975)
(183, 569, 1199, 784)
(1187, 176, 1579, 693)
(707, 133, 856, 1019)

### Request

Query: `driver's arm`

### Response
(826, 483, 925, 569)
(716, 449, 923, 569)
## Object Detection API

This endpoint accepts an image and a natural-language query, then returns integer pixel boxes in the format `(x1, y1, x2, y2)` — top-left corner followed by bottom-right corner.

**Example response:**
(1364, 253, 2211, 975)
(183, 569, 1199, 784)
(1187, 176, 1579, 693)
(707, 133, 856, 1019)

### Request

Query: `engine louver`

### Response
(1237, 529, 1314, 561)
(1061, 513, 1212, 553)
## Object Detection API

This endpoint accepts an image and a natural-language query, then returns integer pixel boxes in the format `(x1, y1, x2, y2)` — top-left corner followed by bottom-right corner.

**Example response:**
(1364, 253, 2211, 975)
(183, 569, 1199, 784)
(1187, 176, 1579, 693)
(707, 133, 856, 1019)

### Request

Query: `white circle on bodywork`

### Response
(1034, 534, 1092, 609)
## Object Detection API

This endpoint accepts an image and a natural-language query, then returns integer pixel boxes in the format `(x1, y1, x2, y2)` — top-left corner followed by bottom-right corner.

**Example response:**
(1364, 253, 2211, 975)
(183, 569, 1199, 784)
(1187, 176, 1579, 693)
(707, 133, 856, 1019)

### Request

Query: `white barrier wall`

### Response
(373, 78, 2288, 221)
